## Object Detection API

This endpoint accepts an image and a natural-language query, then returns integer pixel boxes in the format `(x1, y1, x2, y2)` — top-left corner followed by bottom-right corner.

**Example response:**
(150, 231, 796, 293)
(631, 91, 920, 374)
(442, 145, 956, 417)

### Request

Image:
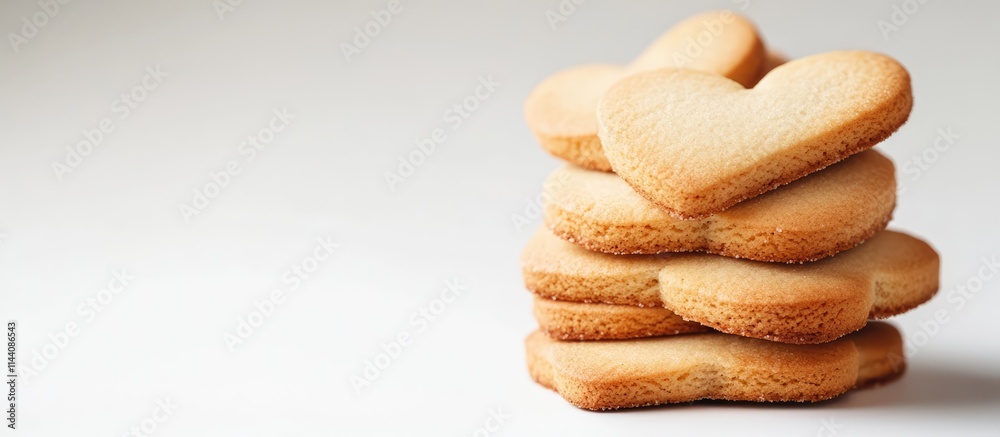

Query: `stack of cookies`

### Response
(520, 12, 940, 410)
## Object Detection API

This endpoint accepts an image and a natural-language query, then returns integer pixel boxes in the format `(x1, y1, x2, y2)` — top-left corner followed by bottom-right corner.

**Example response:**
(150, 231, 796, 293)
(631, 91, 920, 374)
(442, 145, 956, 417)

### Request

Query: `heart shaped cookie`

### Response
(526, 322, 904, 410)
(598, 50, 912, 219)
(531, 295, 709, 341)
(524, 11, 768, 171)
(521, 227, 939, 344)
(544, 150, 896, 263)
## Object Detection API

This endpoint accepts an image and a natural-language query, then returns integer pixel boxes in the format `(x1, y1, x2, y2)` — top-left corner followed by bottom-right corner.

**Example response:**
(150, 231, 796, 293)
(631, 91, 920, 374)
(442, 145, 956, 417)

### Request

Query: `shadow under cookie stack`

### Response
(520, 11, 940, 410)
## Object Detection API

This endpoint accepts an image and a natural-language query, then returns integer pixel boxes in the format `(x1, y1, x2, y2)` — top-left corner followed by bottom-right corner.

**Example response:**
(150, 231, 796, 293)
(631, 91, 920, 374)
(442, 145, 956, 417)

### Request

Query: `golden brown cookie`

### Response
(521, 227, 938, 343)
(526, 322, 905, 410)
(532, 296, 708, 340)
(544, 149, 896, 263)
(524, 11, 767, 171)
(598, 50, 912, 219)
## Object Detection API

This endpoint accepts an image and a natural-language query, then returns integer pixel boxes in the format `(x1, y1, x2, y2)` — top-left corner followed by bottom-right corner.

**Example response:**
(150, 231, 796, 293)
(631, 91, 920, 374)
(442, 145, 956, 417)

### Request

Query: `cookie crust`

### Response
(544, 150, 896, 263)
(525, 322, 905, 410)
(598, 51, 912, 219)
(522, 227, 939, 344)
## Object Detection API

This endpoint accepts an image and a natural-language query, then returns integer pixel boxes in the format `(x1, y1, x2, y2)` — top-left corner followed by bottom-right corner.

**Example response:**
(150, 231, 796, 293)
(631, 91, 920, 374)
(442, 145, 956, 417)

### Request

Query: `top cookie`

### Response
(598, 50, 912, 219)
(524, 11, 767, 171)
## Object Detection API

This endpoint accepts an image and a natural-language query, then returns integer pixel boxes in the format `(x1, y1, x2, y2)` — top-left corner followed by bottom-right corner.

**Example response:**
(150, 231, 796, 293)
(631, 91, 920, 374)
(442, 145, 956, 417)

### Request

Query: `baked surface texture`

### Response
(532, 296, 709, 340)
(524, 11, 769, 171)
(597, 50, 912, 219)
(525, 322, 905, 410)
(521, 227, 939, 344)
(544, 149, 897, 263)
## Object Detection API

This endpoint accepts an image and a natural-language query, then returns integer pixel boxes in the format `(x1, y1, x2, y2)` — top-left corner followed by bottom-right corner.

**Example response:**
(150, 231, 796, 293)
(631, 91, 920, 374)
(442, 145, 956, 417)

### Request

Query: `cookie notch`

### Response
(524, 11, 768, 171)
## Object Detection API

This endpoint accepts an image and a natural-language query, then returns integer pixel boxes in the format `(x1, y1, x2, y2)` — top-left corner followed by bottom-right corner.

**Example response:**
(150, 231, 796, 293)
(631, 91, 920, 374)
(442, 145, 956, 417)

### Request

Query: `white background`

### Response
(2, 0, 999, 435)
